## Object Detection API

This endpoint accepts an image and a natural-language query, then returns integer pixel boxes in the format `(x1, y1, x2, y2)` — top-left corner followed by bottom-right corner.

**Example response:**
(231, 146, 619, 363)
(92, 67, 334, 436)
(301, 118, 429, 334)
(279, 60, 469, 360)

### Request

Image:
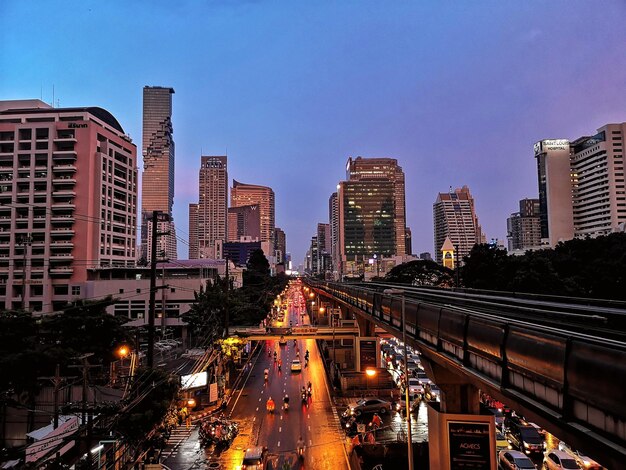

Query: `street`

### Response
(163, 284, 350, 470)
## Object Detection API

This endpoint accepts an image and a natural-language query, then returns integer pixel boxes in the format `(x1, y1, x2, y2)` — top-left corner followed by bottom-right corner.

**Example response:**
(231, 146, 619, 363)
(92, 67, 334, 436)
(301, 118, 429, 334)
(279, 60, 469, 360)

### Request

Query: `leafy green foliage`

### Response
(461, 233, 626, 300)
(384, 259, 455, 287)
(0, 299, 131, 395)
(114, 367, 179, 442)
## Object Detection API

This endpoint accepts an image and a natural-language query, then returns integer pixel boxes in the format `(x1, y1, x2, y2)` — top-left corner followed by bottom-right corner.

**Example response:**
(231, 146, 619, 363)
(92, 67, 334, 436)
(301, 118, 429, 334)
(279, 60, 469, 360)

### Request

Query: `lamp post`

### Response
(365, 367, 377, 392)
(384, 288, 413, 470)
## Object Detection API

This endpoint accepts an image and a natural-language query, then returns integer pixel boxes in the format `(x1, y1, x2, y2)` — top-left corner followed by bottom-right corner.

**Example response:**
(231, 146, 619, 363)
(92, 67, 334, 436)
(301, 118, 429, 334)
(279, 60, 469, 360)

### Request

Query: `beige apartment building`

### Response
(433, 186, 485, 265)
(0, 99, 138, 313)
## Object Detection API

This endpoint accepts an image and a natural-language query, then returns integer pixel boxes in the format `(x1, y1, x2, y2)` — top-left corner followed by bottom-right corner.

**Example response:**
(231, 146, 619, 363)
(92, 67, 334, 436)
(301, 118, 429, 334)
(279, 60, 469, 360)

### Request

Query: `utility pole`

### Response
(69, 354, 98, 469)
(455, 244, 460, 288)
(39, 364, 72, 429)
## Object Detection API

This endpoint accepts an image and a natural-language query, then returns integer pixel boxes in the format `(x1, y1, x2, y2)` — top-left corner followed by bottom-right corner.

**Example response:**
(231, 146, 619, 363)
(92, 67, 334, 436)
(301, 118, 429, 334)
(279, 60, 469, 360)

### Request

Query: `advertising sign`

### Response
(359, 339, 377, 370)
(26, 417, 79, 463)
(181, 371, 208, 390)
(448, 421, 492, 469)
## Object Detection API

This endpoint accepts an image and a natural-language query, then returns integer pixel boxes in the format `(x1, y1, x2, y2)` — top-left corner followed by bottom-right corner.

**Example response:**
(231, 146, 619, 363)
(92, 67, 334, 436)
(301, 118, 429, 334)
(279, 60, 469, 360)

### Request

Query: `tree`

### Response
(384, 260, 454, 287)
(182, 277, 228, 345)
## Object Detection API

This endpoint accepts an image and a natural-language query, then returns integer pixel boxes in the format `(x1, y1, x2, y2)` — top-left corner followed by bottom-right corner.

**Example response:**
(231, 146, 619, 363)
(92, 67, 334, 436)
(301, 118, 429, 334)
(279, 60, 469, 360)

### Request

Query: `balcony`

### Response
(50, 239, 74, 248)
(53, 136, 77, 144)
(49, 266, 73, 276)
(52, 150, 77, 160)
(49, 252, 74, 261)
(52, 190, 76, 198)
(52, 163, 76, 172)
(53, 175, 76, 184)
(50, 215, 75, 223)
(50, 227, 75, 235)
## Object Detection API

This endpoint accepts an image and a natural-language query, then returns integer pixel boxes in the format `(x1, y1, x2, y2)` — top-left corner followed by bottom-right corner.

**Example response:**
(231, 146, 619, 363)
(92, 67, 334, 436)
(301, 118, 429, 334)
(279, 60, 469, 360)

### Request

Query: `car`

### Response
(414, 370, 432, 386)
(290, 359, 302, 372)
(423, 384, 441, 402)
(496, 431, 510, 452)
(279, 336, 287, 345)
(557, 441, 604, 470)
(346, 397, 392, 416)
(241, 446, 268, 470)
(498, 450, 537, 469)
(486, 407, 505, 428)
(504, 419, 545, 456)
(406, 378, 424, 398)
(543, 449, 581, 470)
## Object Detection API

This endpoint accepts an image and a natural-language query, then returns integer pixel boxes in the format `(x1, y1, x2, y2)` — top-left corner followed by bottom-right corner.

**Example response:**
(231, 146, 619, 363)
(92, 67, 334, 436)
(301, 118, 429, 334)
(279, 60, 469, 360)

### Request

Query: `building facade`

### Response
(190, 156, 228, 259)
(227, 204, 261, 242)
(338, 179, 396, 277)
(141, 86, 177, 262)
(230, 180, 275, 244)
(188, 203, 199, 259)
(570, 124, 626, 238)
(533, 139, 574, 246)
(433, 186, 485, 265)
(507, 198, 541, 252)
(346, 157, 408, 255)
(328, 191, 339, 278)
(274, 227, 286, 265)
(0, 99, 137, 312)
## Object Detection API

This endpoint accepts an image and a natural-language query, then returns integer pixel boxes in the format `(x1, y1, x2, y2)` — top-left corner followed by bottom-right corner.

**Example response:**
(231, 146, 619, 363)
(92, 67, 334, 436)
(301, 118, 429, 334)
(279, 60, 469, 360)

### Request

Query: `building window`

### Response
(71, 286, 81, 296)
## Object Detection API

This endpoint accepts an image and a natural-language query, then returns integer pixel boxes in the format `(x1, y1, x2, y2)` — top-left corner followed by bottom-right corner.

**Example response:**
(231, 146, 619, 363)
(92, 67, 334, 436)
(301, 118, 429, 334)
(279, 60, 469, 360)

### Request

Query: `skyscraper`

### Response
(570, 123, 626, 238)
(328, 192, 339, 278)
(274, 227, 286, 264)
(190, 156, 228, 259)
(227, 204, 261, 242)
(433, 186, 485, 265)
(533, 139, 574, 246)
(338, 179, 396, 277)
(188, 203, 199, 259)
(0, 99, 137, 312)
(507, 198, 541, 251)
(346, 157, 408, 255)
(141, 86, 177, 262)
(230, 180, 275, 244)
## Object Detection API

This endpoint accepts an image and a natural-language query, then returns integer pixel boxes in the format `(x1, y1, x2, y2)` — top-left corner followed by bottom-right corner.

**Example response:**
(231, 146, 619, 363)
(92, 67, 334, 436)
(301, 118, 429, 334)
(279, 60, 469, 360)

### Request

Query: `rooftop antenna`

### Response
(52, 85, 55, 108)
(40, 83, 43, 101)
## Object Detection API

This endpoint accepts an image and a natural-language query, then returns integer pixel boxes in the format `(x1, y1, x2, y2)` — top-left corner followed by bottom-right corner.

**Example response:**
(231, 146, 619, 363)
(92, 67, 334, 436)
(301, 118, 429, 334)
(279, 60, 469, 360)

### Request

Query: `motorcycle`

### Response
(199, 417, 239, 447)
(301, 392, 308, 406)
(283, 401, 289, 411)
(267, 400, 275, 413)
(297, 446, 305, 459)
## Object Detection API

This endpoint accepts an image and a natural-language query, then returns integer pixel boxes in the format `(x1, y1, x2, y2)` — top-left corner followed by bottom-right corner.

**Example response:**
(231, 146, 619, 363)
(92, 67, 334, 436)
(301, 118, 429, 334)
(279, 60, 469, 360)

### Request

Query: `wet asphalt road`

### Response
(163, 284, 350, 470)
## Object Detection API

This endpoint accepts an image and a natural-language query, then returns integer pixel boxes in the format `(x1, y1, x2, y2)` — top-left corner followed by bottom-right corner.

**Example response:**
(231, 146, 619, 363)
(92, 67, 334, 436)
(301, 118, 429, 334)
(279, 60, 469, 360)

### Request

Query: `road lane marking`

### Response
(280, 415, 283, 420)
(279, 427, 282, 432)
(259, 398, 262, 402)
(256, 407, 259, 411)
(308, 425, 310, 431)
(278, 441, 281, 447)
(253, 416, 256, 421)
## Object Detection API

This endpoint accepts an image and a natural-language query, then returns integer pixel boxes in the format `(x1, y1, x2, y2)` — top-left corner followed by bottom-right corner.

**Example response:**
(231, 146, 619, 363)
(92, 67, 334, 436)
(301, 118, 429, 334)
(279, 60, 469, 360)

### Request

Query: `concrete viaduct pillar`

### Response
(421, 358, 480, 414)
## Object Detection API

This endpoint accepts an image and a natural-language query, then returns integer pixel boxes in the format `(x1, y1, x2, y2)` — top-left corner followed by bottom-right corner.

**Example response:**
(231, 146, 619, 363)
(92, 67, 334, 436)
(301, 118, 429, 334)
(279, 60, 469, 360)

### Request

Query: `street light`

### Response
(384, 288, 413, 470)
(365, 367, 377, 392)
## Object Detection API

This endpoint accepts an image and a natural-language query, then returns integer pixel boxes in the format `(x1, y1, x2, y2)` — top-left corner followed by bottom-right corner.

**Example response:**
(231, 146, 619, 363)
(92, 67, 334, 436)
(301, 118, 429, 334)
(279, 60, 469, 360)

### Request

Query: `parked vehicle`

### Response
(345, 397, 392, 416)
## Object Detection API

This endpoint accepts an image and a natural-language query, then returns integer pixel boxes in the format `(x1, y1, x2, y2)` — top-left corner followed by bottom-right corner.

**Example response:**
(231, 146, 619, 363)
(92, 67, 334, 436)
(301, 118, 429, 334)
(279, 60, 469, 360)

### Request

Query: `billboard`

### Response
(181, 371, 208, 390)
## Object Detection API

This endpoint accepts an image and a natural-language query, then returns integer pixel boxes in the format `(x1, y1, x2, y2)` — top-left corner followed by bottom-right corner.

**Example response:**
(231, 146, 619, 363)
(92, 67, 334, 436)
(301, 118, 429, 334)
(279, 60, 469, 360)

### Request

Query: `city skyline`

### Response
(2, 1, 626, 263)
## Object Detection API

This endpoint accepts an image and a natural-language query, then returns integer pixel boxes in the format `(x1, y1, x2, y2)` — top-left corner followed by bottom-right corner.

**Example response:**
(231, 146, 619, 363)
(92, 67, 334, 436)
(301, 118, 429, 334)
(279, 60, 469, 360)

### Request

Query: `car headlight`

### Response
(524, 442, 529, 448)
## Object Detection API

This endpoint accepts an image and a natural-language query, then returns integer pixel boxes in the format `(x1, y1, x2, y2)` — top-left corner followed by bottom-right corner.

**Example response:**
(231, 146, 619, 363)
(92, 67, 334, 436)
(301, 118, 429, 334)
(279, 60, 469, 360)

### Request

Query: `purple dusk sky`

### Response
(2, 1, 626, 266)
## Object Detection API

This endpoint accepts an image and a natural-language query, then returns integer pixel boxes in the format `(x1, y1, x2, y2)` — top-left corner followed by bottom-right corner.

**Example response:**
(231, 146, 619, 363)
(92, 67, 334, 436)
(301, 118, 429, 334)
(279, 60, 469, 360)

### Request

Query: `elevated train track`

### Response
(306, 279, 626, 469)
